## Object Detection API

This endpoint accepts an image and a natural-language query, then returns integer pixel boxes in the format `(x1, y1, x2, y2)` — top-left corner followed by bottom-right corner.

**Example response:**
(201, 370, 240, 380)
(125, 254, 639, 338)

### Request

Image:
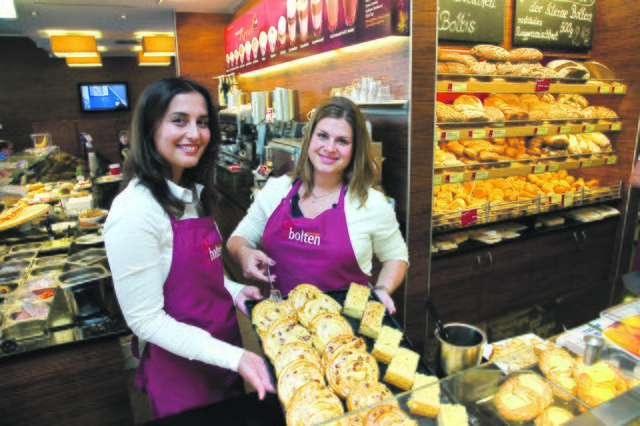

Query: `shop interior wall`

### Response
(0, 37, 176, 163)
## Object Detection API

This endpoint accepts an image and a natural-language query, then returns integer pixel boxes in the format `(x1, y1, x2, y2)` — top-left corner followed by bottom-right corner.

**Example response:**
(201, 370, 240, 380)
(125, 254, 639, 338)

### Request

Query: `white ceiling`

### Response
(0, 0, 246, 56)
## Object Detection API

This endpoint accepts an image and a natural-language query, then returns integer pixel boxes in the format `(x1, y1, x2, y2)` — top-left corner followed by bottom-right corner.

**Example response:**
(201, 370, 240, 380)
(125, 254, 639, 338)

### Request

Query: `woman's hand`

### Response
(237, 246, 273, 283)
(237, 350, 275, 400)
(374, 288, 396, 314)
(235, 285, 262, 317)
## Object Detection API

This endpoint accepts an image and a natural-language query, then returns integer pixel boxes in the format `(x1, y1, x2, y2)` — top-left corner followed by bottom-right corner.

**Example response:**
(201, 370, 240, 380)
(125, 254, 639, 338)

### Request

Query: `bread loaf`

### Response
(509, 47, 543, 62)
(436, 102, 466, 123)
(438, 49, 477, 67)
(470, 44, 510, 61)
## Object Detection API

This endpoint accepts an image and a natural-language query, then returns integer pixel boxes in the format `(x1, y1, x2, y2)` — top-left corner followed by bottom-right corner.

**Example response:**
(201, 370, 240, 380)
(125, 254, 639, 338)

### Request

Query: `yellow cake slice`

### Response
(407, 373, 440, 417)
(358, 301, 386, 339)
(437, 404, 469, 426)
(372, 325, 403, 364)
(383, 347, 420, 390)
(342, 282, 371, 319)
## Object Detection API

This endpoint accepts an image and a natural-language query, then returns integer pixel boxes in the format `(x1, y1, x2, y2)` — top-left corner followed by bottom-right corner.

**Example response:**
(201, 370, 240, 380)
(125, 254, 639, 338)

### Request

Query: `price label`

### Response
(606, 156, 617, 165)
(434, 175, 442, 185)
(610, 122, 622, 131)
(564, 192, 574, 207)
(547, 164, 559, 172)
(445, 131, 460, 141)
(488, 128, 506, 138)
(551, 194, 562, 204)
(471, 171, 489, 181)
(613, 85, 625, 94)
(461, 209, 477, 227)
(580, 160, 593, 168)
(534, 127, 549, 136)
(532, 164, 547, 174)
(535, 78, 551, 93)
(265, 108, 274, 123)
(469, 130, 486, 139)
(558, 126, 572, 134)
(445, 173, 464, 184)
(448, 83, 467, 92)
(582, 125, 596, 133)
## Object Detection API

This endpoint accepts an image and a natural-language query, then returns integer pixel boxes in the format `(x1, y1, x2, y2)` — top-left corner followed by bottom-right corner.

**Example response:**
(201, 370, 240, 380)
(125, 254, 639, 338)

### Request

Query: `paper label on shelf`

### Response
(610, 122, 622, 131)
(582, 124, 596, 133)
(265, 108, 274, 123)
(461, 209, 477, 227)
(532, 164, 547, 174)
(535, 78, 551, 92)
(471, 171, 489, 181)
(580, 160, 593, 168)
(606, 156, 617, 165)
(469, 130, 486, 139)
(613, 85, 625, 94)
(448, 82, 467, 92)
(547, 164, 559, 172)
(534, 127, 549, 136)
(488, 129, 506, 138)
(445, 173, 464, 184)
(444, 130, 460, 141)
(434, 174, 442, 185)
(551, 194, 562, 205)
(558, 126, 572, 134)
(565, 192, 574, 207)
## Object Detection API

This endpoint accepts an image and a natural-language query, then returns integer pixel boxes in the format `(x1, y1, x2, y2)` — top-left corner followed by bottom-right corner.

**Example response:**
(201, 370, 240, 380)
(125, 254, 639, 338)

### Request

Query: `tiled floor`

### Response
(122, 309, 261, 424)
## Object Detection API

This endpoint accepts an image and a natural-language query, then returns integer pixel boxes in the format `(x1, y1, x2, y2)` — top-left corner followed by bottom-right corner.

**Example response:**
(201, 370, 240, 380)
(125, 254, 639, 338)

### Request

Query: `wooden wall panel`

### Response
(176, 12, 231, 103)
(407, 2, 437, 354)
(0, 37, 175, 161)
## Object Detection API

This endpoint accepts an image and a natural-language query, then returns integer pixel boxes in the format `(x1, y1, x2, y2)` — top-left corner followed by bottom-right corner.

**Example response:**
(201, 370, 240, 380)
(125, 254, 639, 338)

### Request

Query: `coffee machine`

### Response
(216, 109, 258, 188)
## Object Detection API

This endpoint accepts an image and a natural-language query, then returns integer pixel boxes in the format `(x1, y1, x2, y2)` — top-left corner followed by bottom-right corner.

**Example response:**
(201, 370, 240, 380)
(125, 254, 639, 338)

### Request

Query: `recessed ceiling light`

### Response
(31, 11, 38, 17)
(120, 14, 127, 20)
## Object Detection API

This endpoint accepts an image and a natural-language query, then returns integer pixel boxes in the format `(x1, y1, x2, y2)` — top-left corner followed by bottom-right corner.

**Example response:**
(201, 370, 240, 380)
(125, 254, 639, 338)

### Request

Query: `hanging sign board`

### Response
(437, 0, 507, 44)
(224, 0, 409, 73)
(513, 0, 596, 50)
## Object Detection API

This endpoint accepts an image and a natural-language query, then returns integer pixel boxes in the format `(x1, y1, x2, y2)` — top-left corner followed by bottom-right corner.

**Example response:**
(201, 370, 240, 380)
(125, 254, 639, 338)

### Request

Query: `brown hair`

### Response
(291, 97, 380, 207)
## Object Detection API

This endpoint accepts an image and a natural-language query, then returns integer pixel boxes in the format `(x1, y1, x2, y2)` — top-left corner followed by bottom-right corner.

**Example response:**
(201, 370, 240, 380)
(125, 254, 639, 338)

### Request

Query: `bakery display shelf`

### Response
(435, 120, 621, 141)
(436, 79, 627, 95)
(434, 153, 616, 185)
(244, 288, 437, 421)
(432, 183, 622, 232)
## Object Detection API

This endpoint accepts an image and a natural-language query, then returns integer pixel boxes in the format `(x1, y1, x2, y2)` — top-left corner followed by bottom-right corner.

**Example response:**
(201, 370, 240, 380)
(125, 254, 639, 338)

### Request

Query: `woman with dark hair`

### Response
(103, 77, 273, 419)
(228, 97, 408, 313)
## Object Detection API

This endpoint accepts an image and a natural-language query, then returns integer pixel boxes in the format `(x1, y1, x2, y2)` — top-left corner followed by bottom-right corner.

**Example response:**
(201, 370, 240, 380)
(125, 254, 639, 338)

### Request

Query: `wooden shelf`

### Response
(436, 80, 627, 95)
(434, 154, 617, 185)
(435, 121, 621, 141)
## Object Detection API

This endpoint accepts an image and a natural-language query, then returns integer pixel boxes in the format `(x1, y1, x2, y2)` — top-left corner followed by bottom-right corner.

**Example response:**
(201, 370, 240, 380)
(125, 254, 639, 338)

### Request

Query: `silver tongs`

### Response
(266, 262, 282, 303)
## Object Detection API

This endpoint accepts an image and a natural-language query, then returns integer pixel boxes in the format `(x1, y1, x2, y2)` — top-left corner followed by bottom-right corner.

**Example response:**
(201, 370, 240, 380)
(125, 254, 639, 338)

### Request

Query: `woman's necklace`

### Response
(308, 187, 340, 203)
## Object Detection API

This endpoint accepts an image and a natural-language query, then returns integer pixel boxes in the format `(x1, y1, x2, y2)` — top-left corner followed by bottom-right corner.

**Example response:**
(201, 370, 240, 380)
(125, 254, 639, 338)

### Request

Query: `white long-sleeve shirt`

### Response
(103, 178, 245, 371)
(231, 176, 409, 274)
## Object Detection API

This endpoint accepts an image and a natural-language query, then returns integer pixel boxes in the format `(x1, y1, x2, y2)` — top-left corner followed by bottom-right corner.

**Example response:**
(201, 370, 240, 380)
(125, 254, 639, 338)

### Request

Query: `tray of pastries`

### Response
(246, 283, 456, 425)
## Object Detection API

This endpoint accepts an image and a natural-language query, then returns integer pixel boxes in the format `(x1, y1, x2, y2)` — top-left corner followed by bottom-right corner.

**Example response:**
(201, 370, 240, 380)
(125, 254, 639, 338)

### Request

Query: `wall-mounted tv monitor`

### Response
(79, 82, 129, 112)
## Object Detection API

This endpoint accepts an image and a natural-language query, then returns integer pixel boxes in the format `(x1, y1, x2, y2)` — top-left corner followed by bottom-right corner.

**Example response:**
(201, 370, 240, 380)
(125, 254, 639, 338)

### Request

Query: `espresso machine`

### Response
(216, 109, 258, 188)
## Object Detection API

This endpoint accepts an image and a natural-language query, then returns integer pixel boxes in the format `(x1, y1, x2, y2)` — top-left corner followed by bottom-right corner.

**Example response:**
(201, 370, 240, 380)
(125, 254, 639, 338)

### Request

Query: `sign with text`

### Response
(224, 0, 409, 73)
(513, 0, 596, 50)
(438, 0, 507, 44)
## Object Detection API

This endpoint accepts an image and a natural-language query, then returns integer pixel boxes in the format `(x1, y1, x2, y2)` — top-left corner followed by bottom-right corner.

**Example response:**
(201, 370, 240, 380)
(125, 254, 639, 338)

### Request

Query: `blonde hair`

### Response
(292, 97, 380, 207)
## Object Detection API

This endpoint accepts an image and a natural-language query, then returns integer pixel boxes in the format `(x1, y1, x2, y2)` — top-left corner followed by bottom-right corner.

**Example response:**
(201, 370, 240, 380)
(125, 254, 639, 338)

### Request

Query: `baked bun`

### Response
(273, 341, 323, 377)
(286, 382, 345, 426)
(347, 381, 397, 413)
(326, 346, 379, 398)
(534, 406, 574, 426)
(363, 404, 416, 426)
(309, 311, 353, 353)
(322, 334, 367, 370)
(538, 347, 576, 399)
(494, 373, 553, 421)
(297, 293, 342, 327)
(263, 317, 312, 360)
(288, 283, 323, 310)
(278, 359, 325, 408)
(251, 298, 296, 339)
(575, 360, 628, 408)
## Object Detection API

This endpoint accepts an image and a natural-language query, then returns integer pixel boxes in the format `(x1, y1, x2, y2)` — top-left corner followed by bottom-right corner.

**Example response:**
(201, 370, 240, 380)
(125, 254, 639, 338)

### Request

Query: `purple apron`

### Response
(133, 214, 244, 419)
(262, 180, 369, 295)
